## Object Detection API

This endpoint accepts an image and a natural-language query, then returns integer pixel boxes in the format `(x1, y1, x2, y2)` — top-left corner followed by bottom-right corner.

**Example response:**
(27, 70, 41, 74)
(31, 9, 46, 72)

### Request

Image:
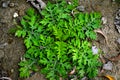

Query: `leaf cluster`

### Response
(15, 0, 102, 80)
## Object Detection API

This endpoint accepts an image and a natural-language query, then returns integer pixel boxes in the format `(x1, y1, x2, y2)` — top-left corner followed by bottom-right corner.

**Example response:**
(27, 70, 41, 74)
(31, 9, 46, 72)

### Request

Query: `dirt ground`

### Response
(0, 0, 120, 80)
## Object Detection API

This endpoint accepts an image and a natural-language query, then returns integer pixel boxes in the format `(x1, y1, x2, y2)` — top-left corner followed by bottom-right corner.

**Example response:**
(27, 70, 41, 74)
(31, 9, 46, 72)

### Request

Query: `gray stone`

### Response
(2, 1, 10, 8)
(76, 6, 85, 12)
(92, 46, 99, 55)
(103, 61, 113, 70)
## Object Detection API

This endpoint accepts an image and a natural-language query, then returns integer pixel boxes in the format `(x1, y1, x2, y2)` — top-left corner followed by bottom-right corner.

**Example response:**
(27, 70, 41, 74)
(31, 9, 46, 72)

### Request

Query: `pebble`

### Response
(76, 6, 85, 12)
(0, 50, 4, 59)
(102, 17, 107, 24)
(13, 12, 19, 18)
(2, 1, 10, 8)
(11, 69, 14, 73)
(103, 61, 113, 70)
(68, 1, 72, 5)
(92, 46, 99, 55)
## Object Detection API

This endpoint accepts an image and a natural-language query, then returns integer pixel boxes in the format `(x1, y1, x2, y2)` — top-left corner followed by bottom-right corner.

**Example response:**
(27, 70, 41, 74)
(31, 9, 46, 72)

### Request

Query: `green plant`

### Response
(114, 0, 120, 3)
(15, 0, 102, 79)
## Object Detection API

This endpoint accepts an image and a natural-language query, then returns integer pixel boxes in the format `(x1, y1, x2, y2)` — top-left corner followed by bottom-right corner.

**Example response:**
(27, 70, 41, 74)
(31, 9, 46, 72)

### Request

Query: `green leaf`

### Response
(23, 15, 31, 20)
(73, 52, 78, 61)
(21, 30, 26, 38)
(15, 1, 102, 79)
(26, 8, 35, 16)
(31, 37, 39, 46)
(85, 31, 97, 39)
(39, 58, 48, 65)
(85, 13, 89, 22)
(19, 67, 30, 78)
(55, 41, 67, 60)
(15, 30, 23, 37)
(21, 18, 27, 27)
(28, 16, 36, 27)
(24, 38, 32, 49)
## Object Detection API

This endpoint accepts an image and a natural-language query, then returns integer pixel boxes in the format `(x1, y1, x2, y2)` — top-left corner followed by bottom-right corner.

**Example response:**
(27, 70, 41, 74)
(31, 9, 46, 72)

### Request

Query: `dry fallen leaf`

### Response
(109, 54, 120, 62)
(105, 75, 115, 80)
(69, 67, 76, 75)
(94, 29, 113, 51)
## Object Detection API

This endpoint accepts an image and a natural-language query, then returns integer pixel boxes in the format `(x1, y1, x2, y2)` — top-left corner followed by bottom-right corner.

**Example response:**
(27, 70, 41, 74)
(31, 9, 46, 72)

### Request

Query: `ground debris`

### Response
(100, 54, 106, 64)
(105, 75, 115, 80)
(103, 61, 113, 71)
(109, 53, 120, 61)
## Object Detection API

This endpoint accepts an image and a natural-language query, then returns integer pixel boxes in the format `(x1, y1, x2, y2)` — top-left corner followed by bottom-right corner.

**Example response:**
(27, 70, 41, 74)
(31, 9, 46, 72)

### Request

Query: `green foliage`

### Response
(70, 41, 101, 78)
(15, 0, 102, 80)
(115, 0, 120, 3)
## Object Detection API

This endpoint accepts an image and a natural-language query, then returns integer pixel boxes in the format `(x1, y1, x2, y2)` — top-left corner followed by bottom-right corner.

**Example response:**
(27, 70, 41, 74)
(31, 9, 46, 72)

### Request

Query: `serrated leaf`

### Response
(28, 16, 36, 27)
(31, 38, 39, 46)
(15, 1, 102, 79)
(46, 71, 54, 79)
(39, 58, 48, 65)
(23, 15, 31, 20)
(73, 52, 78, 61)
(21, 19, 27, 28)
(21, 30, 26, 38)
(26, 8, 35, 16)
(24, 38, 32, 49)
(19, 67, 30, 78)
(15, 30, 23, 37)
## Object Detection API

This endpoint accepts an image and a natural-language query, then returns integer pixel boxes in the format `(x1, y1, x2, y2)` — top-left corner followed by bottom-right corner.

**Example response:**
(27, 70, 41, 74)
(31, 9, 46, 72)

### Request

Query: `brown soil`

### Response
(0, 0, 120, 80)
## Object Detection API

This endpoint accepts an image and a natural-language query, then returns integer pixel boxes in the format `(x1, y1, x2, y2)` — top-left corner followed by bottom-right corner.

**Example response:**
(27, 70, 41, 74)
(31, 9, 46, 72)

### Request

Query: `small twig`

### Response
(69, 66, 76, 75)
(0, 77, 12, 80)
(94, 29, 111, 49)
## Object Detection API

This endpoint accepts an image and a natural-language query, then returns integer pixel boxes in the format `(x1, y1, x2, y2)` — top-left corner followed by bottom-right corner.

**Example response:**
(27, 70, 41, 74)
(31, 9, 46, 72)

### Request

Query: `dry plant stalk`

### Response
(94, 29, 111, 50)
